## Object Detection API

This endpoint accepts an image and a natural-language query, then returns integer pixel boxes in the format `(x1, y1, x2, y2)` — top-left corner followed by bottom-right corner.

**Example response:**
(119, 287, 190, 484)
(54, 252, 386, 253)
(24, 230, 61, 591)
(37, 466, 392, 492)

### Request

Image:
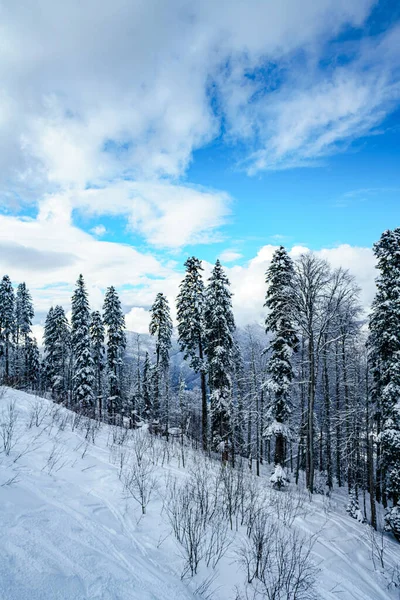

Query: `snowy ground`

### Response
(0, 388, 399, 600)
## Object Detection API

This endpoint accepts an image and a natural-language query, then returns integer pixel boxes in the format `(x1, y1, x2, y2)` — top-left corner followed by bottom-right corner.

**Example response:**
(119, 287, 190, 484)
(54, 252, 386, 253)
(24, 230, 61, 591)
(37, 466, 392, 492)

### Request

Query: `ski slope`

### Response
(0, 388, 399, 600)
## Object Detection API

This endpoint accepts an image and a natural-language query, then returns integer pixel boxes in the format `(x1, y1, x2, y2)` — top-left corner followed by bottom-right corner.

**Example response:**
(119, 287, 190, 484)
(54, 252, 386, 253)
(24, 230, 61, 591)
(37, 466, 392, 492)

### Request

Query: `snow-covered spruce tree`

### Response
(103, 286, 126, 423)
(176, 256, 208, 451)
(26, 336, 40, 391)
(204, 260, 236, 451)
(264, 246, 298, 488)
(232, 341, 246, 460)
(142, 351, 152, 421)
(149, 293, 172, 431)
(90, 310, 105, 420)
(71, 275, 95, 415)
(369, 228, 400, 541)
(44, 305, 71, 402)
(0, 275, 15, 382)
(347, 489, 364, 523)
(15, 282, 34, 386)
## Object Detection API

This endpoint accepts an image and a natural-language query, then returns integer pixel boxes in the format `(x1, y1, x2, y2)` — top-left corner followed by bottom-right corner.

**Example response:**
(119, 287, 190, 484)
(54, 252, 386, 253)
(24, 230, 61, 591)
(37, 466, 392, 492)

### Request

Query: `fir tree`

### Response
(177, 257, 208, 450)
(26, 337, 40, 390)
(369, 228, 400, 539)
(0, 275, 15, 381)
(14, 282, 34, 385)
(71, 275, 95, 414)
(90, 310, 105, 419)
(103, 286, 126, 421)
(44, 305, 70, 401)
(149, 293, 172, 427)
(142, 351, 152, 421)
(264, 246, 298, 487)
(204, 260, 236, 450)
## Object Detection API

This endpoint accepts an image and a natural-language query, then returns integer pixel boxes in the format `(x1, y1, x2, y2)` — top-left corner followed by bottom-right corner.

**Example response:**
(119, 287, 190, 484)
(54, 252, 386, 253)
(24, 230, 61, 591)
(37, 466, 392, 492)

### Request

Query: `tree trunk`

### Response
(342, 336, 351, 492)
(335, 340, 342, 487)
(306, 335, 315, 493)
(199, 340, 208, 452)
(323, 341, 333, 490)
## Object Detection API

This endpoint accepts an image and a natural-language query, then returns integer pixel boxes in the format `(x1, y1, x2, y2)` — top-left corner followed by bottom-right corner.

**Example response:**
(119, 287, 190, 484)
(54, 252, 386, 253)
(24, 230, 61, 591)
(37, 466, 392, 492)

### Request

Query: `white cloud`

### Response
(316, 244, 376, 309)
(0, 208, 170, 318)
(91, 224, 106, 236)
(219, 249, 243, 263)
(221, 26, 400, 172)
(124, 307, 151, 335)
(0, 0, 386, 196)
(228, 243, 376, 326)
(0, 210, 377, 336)
(67, 180, 231, 248)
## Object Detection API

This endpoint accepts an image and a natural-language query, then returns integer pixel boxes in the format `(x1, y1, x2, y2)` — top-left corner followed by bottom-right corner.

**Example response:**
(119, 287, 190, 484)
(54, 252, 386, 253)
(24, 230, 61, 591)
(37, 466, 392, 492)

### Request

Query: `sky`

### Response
(0, 0, 399, 340)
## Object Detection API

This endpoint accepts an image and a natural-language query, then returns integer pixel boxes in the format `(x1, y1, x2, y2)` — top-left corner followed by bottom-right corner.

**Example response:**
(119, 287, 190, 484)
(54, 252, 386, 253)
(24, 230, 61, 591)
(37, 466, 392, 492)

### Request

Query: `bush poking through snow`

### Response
(164, 465, 231, 578)
(122, 431, 157, 515)
(237, 513, 318, 600)
(0, 400, 18, 456)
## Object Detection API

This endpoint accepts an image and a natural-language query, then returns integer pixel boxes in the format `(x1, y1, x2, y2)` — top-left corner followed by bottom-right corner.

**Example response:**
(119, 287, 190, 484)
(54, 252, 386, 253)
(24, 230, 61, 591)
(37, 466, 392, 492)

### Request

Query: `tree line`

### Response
(0, 228, 399, 542)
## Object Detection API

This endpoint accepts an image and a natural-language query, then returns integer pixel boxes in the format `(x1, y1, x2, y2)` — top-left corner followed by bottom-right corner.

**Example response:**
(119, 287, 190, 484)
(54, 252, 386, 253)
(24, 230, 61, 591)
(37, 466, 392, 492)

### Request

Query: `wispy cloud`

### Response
(0, 0, 386, 197)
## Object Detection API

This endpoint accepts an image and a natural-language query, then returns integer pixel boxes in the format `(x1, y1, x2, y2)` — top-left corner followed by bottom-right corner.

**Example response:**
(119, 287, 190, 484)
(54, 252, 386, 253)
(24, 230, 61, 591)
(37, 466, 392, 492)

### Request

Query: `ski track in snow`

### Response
(1, 388, 399, 600)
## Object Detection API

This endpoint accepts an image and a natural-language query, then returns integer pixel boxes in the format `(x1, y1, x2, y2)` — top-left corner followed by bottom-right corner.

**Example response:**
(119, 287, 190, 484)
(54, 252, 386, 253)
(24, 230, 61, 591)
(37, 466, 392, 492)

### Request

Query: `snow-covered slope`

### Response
(1, 388, 399, 600)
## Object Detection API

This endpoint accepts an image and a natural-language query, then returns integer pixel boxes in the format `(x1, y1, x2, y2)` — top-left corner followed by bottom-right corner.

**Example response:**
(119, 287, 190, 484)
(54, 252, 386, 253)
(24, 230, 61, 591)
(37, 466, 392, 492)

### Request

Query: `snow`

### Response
(1, 387, 400, 600)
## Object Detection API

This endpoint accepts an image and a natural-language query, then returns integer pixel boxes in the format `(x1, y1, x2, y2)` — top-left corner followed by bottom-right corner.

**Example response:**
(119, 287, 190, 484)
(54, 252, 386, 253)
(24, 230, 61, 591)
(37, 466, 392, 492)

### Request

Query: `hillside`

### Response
(1, 388, 399, 600)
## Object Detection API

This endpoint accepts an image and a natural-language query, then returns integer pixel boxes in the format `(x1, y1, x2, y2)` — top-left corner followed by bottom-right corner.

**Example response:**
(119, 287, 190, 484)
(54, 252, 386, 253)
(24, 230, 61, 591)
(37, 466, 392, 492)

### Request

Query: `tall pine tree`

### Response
(369, 228, 400, 540)
(71, 275, 94, 414)
(103, 286, 126, 422)
(15, 282, 34, 385)
(177, 257, 208, 450)
(142, 351, 152, 421)
(90, 310, 105, 419)
(44, 305, 70, 401)
(204, 260, 236, 450)
(0, 275, 15, 382)
(264, 246, 298, 487)
(149, 293, 172, 429)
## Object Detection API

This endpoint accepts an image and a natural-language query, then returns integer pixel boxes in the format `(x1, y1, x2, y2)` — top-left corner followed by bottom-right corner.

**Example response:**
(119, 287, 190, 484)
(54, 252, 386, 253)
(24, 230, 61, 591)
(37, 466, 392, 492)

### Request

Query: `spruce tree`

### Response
(0, 275, 15, 382)
(369, 228, 400, 539)
(142, 351, 152, 421)
(71, 275, 95, 414)
(103, 286, 126, 422)
(15, 282, 34, 385)
(90, 310, 105, 419)
(44, 305, 70, 401)
(264, 246, 298, 488)
(149, 293, 172, 429)
(176, 257, 208, 450)
(26, 337, 40, 390)
(204, 260, 236, 450)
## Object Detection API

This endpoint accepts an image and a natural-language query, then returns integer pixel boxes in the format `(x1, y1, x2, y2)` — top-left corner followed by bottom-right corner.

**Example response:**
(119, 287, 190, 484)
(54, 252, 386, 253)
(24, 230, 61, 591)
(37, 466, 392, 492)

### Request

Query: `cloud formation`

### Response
(0, 206, 377, 338)
(0, 0, 394, 197)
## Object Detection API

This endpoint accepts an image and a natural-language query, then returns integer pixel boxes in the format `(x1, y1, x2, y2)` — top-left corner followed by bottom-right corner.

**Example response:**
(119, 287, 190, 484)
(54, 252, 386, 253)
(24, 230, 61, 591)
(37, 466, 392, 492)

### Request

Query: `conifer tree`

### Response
(71, 275, 94, 414)
(369, 228, 400, 539)
(204, 260, 236, 450)
(26, 337, 40, 390)
(0, 275, 15, 381)
(264, 246, 298, 487)
(103, 286, 126, 422)
(149, 293, 172, 428)
(90, 310, 105, 419)
(177, 257, 208, 450)
(142, 351, 152, 421)
(44, 305, 70, 401)
(15, 282, 34, 385)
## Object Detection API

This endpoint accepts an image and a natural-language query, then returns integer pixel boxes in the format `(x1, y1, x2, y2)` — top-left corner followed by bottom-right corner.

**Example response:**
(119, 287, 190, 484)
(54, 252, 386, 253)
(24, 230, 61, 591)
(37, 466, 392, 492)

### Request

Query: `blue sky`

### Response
(0, 0, 398, 333)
